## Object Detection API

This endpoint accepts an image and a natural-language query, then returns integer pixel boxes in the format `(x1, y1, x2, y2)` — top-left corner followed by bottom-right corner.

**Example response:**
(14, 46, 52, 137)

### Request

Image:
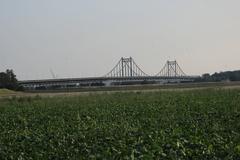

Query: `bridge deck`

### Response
(19, 76, 199, 85)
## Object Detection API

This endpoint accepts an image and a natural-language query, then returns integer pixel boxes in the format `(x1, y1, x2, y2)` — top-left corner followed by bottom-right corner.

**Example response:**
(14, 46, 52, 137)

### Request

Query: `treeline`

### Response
(0, 69, 22, 90)
(197, 70, 240, 82)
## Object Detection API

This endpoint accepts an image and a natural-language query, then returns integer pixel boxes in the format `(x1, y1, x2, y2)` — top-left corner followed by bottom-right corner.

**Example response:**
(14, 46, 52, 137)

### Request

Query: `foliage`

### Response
(0, 89, 240, 159)
(0, 69, 21, 91)
(198, 70, 240, 82)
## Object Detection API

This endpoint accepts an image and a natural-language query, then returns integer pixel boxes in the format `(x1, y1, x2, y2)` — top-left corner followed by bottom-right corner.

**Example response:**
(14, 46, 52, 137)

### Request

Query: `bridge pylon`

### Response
(105, 57, 149, 77)
(156, 60, 187, 77)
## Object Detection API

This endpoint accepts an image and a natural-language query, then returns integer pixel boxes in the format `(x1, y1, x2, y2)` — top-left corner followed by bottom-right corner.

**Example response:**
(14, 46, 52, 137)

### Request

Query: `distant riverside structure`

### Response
(18, 57, 199, 90)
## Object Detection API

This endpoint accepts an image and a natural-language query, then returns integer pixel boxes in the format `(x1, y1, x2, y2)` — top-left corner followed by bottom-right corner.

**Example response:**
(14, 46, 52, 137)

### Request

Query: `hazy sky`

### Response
(0, 0, 240, 80)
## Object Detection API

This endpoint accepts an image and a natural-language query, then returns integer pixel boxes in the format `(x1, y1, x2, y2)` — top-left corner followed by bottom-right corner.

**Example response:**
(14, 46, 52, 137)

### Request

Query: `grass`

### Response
(0, 89, 240, 159)
(0, 89, 15, 95)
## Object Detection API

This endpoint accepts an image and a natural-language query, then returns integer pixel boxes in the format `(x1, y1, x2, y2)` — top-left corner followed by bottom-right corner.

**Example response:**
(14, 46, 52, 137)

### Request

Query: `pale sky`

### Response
(0, 0, 240, 80)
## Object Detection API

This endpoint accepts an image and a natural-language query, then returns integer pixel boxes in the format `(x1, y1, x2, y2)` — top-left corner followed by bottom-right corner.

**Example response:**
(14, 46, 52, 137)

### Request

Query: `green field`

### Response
(0, 89, 240, 159)
(0, 89, 16, 95)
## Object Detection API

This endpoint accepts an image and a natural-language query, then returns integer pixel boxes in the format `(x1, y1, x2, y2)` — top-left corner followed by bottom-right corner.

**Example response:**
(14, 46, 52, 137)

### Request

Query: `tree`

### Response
(0, 69, 20, 90)
(199, 70, 240, 82)
(202, 73, 211, 81)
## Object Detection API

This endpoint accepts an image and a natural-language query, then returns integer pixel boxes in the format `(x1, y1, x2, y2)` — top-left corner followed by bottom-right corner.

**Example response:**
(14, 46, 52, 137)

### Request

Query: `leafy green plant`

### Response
(0, 89, 239, 159)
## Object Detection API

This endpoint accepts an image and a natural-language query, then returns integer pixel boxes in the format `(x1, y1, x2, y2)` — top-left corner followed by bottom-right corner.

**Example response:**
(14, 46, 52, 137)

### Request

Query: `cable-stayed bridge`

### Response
(19, 57, 199, 90)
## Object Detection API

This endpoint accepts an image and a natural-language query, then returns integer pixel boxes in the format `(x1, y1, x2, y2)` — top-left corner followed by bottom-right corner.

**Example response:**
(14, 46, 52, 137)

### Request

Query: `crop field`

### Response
(0, 89, 240, 159)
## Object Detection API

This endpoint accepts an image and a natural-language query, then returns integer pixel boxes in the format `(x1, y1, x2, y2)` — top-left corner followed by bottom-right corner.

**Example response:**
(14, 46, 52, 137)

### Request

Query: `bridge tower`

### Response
(156, 60, 187, 77)
(105, 57, 148, 77)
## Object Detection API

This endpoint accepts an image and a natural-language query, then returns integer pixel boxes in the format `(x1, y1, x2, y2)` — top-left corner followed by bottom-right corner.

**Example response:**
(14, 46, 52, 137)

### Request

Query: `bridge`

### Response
(19, 57, 199, 90)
